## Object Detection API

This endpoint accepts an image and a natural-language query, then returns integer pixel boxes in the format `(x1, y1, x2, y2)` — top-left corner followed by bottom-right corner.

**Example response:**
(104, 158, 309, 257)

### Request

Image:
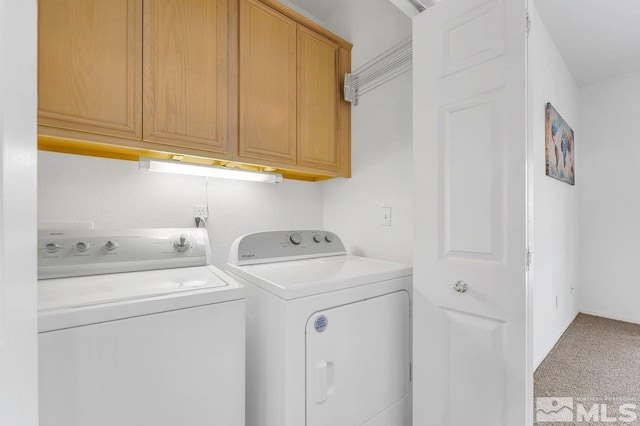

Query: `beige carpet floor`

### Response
(534, 313, 640, 425)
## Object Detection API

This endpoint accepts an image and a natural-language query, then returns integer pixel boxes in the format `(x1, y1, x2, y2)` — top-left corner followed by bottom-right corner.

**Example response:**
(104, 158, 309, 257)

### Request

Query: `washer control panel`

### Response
(38, 228, 211, 279)
(228, 230, 346, 266)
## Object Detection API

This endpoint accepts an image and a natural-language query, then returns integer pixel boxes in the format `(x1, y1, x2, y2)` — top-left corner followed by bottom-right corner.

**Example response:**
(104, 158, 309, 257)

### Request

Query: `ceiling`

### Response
(284, 0, 345, 21)
(535, 0, 640, 86)
(286, 0, 640, 86)
(286, 0, 431, 22)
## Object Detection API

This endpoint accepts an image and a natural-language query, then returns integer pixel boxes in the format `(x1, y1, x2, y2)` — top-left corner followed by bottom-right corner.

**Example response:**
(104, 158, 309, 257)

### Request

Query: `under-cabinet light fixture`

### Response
(139, 157, 283, 184)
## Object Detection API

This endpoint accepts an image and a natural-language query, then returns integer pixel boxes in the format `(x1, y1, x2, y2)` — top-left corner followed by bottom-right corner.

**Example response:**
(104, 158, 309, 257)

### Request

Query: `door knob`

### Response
(453, 280, 468, 293)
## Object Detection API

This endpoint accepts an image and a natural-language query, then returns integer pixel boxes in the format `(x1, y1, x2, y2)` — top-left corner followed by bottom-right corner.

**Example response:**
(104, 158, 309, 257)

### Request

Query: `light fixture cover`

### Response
(139, 157, 283, 184)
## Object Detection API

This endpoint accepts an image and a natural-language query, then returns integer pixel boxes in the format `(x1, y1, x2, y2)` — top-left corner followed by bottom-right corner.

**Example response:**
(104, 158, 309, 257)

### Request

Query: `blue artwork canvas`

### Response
(545, 103, 575, 185)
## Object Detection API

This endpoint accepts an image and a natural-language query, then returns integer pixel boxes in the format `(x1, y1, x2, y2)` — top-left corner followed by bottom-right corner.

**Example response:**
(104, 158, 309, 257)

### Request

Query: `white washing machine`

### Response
(226, 230, 413, 426)
(38, 228, 245, 426)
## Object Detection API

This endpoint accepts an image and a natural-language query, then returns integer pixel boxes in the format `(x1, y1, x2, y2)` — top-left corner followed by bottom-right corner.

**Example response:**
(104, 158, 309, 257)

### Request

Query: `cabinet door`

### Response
(144, 0, 230, 155)
(239, 0, 297, 164)
(38, 0, 142, 139)
(297, 26, 340, 171)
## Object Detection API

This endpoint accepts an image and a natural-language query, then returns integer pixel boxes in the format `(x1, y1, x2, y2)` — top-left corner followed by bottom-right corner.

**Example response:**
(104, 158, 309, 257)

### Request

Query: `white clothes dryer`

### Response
(227, 230, 412, 426)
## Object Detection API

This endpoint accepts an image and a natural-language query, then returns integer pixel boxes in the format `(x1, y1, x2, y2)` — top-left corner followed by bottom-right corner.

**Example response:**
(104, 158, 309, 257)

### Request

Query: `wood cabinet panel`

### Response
(38, 0, 142, 139)
(337, 47, 352, 178)
(238, 0, 297, 164)
(296, 26, 339, 171)
(143, 0, 229, 154)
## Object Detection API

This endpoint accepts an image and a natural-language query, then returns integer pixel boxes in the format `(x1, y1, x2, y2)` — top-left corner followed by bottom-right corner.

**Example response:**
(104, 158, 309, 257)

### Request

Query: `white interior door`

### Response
(306, 291, 411, 426)
(0, 1, 39, 425)
(412, 0, 530, 424)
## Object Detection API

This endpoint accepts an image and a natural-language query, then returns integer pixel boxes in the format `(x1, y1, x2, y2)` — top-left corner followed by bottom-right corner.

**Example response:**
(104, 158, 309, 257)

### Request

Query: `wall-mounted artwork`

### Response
(545, 103, 575, 185)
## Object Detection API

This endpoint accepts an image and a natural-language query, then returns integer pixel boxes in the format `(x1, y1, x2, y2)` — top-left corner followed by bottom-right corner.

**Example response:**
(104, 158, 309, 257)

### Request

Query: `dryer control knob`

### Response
(313, 234, 322, 243)
(173, 235, 191, 252)
(325, 234, 334, 243)
(289, 232, 302, 245)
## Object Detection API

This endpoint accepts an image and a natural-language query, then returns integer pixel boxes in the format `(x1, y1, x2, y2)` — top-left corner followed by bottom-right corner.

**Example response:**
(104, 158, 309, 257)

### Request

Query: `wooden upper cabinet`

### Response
(143, 0, 230, 155)
(38, 0, 142, 139)
(297, 26, 339, 171)
(38, 0, 351, 180)
(238, 0, 351, 176)
(238, 0, 297, 164)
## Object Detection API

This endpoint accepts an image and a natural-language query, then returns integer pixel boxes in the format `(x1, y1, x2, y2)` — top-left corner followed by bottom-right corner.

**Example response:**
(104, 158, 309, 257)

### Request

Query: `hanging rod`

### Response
(344, 37, 412, 106)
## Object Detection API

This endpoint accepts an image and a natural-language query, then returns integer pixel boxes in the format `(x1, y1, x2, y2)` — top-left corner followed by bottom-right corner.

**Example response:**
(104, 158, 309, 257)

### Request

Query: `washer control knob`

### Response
(44, 243, 61, 253)
(173, 235, 191, 252)
(325, 234, 334, 243)
(104, 241, 118, 251)
(454, 280, 468, 293)
(313, 234, 322, 243)
(75, 242, 89, 252)
(289, 232, 302, 245)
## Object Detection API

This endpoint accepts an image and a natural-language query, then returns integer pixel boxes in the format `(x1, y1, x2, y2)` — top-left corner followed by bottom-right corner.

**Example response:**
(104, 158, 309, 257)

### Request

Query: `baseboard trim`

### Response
(534, 311, 579, 371)
(579, 309, 640, 326)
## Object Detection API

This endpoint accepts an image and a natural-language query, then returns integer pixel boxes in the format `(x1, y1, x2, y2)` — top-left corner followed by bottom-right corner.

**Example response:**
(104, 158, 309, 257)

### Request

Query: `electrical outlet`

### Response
(555, 295, 558, 309)
(381, 207, 392, 226)
(194, 205, 208, 228)
(194, 205, 208, 219)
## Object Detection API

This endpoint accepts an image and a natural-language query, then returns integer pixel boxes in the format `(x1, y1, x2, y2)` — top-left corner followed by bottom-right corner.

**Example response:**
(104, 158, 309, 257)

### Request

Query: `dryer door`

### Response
(305, 290, 411, 426)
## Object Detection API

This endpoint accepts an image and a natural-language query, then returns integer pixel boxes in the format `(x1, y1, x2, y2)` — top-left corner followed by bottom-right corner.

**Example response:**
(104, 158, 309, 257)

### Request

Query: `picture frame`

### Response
(545, 102, 575, 185)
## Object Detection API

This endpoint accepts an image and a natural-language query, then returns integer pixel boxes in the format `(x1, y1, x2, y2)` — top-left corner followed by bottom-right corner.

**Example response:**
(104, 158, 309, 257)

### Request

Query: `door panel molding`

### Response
(443, 307, 507, 426)
(439, 87, 507, 264)
(440, 0, 505, 78)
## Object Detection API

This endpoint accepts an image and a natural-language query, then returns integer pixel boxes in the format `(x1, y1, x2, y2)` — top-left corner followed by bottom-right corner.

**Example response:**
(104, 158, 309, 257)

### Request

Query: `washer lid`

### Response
(227, 255, 412, 300)
(39, 266, 234, 311)
(38, 266, 244, 332)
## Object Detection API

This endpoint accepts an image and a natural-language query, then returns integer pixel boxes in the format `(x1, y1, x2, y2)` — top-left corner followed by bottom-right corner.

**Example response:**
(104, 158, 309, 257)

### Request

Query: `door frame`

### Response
(0, 1, 39, 425)
(525, 0, 535, 422)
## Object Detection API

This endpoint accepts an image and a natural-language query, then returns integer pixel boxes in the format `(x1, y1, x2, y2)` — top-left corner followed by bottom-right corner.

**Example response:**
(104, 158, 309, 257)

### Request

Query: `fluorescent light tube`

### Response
(139, 157, 283, 184)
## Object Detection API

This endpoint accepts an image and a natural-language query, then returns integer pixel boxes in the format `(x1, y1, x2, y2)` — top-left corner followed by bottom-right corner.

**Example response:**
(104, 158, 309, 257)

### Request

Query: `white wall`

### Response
(321, 0, 414, 265)
(578, 69, 640, 324)
(37, 0, 413, 273)
(38, 152, 323, 269)
(0, 0, 39, 424)
(530, 6, 579, 369)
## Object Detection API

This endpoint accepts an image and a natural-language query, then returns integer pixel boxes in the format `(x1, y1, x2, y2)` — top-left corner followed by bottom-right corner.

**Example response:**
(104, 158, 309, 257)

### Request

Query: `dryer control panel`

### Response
(228, 230, 346, 266)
